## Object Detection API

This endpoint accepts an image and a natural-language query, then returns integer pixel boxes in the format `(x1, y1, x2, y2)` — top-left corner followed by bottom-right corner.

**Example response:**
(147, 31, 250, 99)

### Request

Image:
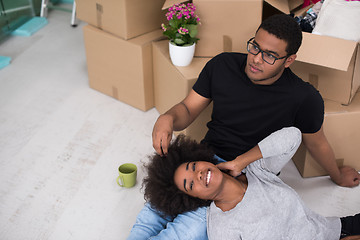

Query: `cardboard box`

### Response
(191, 0, 301, 57)
(77, 0, 167, 40)
(152, 40, 212, 142)
(193, 0, 262, 57)
(83, 25, 165, 111)
(265, 0, 303, 14)
(292, 93, 360, 178)
(291, 32, 360, 105)
(162, 0, 187, 9)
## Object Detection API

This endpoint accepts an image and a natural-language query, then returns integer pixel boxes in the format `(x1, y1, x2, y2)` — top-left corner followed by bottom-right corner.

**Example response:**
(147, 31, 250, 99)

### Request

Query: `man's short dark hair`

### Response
(142, 135, 217, 217)
(257, 14, 302, 55)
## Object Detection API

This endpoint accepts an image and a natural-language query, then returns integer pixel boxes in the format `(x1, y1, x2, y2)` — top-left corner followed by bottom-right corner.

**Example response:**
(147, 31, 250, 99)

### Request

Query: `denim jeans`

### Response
(127, 203, 208, 240)
(127, 156, 226, 240)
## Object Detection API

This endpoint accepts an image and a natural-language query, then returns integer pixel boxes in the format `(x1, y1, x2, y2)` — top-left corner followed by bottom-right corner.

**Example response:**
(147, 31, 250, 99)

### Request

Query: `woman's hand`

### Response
(217, 158, 248, 177)
(216, 145, 262, 177)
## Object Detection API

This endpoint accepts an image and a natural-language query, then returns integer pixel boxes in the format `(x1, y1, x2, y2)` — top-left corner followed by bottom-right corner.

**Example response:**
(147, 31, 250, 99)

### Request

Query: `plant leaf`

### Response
(187, 24, 198, 38)
(174, 38, 186, 45)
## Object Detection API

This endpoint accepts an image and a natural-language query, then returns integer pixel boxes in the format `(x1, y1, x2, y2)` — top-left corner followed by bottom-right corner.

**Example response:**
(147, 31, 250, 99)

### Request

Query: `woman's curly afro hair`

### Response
(142, 134, 217, 218)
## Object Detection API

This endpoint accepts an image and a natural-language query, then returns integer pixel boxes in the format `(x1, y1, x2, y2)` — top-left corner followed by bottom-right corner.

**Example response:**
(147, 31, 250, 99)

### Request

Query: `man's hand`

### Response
(341, 235, 360, 240)
(302, 129, 360, 188)
(332, 166, 360, 187)
(152, 114, 174, 156)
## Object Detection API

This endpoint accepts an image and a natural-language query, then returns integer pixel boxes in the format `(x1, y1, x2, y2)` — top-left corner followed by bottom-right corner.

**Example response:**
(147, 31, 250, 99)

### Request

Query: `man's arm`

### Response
(302, 126, 360, 187)
(152, 89, 211, 156)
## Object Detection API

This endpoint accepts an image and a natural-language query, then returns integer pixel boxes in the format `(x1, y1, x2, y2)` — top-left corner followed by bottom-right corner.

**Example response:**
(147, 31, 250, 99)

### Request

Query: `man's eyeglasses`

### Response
(246, 37, 288, 65)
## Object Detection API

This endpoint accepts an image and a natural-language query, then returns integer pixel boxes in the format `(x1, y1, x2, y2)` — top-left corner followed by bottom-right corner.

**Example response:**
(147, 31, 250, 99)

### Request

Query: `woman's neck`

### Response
(214, 174, 247, 211)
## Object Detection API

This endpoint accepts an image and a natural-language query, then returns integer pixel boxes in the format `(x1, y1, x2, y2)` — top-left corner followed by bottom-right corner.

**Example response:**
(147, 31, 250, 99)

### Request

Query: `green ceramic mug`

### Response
(116, 163, 137, 188)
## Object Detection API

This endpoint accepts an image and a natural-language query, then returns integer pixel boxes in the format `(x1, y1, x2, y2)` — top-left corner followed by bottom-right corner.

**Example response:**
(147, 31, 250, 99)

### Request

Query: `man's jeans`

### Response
(127, 155, 226, 240)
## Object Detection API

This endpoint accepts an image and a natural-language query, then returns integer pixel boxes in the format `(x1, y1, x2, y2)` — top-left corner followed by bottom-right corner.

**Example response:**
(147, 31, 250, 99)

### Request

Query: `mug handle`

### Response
(116, 175, 124, 187)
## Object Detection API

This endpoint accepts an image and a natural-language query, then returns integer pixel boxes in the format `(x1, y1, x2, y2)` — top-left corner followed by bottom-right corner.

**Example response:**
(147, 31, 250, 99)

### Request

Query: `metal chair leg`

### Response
(71, 1, 77, 27)
(40, 0, 49, 18)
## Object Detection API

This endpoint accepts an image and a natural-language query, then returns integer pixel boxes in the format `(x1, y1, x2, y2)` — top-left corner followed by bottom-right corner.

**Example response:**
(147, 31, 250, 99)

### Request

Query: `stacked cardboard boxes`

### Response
(292, 33, 360, 106)
(293, 93, 360, 177)
(193, 0, 303, 57)
(289, 10, 360, 177)
(78, 0, 167, 111)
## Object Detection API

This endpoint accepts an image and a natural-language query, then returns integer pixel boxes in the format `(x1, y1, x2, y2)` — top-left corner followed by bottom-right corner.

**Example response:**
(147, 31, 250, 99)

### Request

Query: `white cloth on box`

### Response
(312, 0, 360, 42)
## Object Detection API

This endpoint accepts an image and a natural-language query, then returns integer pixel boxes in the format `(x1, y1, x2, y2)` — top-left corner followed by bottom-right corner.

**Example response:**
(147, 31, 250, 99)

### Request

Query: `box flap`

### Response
(288, 0, 303, 11)
(162, 0, 190, 10)
(325, 92, 360, 115)
(154, 41, 210, 79)
(296, 32, 358, 71)
(130, 29, 165, 46)
(292, 4, 312, 17)
(264, 0, 291, 14)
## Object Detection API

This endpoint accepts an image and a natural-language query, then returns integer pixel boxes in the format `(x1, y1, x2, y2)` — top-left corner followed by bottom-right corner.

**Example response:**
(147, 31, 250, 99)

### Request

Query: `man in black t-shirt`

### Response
(128, 14, 360, 240)
(192, 52, 323, 162)
(153, 14, 359, 187)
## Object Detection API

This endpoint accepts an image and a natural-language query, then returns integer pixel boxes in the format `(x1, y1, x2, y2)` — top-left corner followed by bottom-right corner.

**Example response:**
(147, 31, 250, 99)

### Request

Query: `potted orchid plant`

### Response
(161, 2, 201, 66)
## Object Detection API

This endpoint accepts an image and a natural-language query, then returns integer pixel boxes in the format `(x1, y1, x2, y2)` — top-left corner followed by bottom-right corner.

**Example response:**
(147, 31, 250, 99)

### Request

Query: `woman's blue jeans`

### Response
(127, 203, 208, 240)
(127, 155, 225, 240)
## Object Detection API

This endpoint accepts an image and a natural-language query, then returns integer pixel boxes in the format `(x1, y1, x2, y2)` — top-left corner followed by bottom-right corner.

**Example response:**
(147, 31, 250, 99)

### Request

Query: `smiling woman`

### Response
(140, 128, 360, 240)
(173, 160, 248, 212)
(142, 134, 218, 217)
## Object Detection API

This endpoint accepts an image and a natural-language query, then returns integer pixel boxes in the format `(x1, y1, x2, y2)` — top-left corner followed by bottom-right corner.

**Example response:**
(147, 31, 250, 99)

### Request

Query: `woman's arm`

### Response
(258, 127, 302, 174)
(217, 127, 302, 176)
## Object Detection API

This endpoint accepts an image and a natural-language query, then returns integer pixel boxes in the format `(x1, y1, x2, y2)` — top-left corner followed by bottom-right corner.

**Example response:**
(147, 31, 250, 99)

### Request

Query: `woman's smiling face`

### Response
(174, 161, 224, 200)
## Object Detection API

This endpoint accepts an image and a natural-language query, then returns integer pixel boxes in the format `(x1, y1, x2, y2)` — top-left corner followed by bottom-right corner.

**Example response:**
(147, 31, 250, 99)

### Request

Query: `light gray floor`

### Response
(0, 9, 359, 240)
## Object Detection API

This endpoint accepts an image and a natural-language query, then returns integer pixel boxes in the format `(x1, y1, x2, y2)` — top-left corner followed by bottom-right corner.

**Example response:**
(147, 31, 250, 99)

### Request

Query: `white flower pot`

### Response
(169, 41, 196, 67)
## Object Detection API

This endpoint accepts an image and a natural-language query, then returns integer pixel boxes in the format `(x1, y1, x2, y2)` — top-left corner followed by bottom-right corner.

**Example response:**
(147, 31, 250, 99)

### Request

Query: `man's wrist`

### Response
(329, 171, 343, 185)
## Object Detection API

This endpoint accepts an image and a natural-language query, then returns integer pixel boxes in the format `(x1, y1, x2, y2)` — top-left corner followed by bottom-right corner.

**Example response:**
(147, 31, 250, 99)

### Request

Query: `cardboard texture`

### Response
(191, 0, 300, 57)
(293, 93, 360, 178)
(291, 32, 360, 105)
(83, 25, 165, 111)
(265, 0, 303, 14)
(76, 0, 167, 40)
(152, 40, 212, 142)
(162, 0, 190, 9)
(193, 0, 262, 57)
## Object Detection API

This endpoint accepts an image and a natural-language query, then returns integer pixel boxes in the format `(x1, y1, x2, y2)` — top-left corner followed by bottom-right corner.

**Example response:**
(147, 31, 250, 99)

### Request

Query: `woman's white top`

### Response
(207, 127, 341, 240)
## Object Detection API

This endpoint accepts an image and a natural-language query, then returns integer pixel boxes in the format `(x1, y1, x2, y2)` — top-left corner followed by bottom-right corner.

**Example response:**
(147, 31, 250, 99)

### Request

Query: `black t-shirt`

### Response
(193, 52, 324, 161)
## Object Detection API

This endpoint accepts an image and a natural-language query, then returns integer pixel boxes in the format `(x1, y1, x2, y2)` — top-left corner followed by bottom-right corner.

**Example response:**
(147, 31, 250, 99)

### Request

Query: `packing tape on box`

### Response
(309, 74, 319, 89)
(223, 35, 233, 52)
(96, 3, 103, 29)
(112, 86, 119, 100)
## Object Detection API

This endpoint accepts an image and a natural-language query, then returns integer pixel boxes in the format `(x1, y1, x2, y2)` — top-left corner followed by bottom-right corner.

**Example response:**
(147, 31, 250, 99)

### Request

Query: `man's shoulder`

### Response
(213, 52, 246, 62)
(209, 52, 247, 70)
(286, 68, 316, 89)
(283, 68, 322, 100)
(216, 52, 246, 58)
